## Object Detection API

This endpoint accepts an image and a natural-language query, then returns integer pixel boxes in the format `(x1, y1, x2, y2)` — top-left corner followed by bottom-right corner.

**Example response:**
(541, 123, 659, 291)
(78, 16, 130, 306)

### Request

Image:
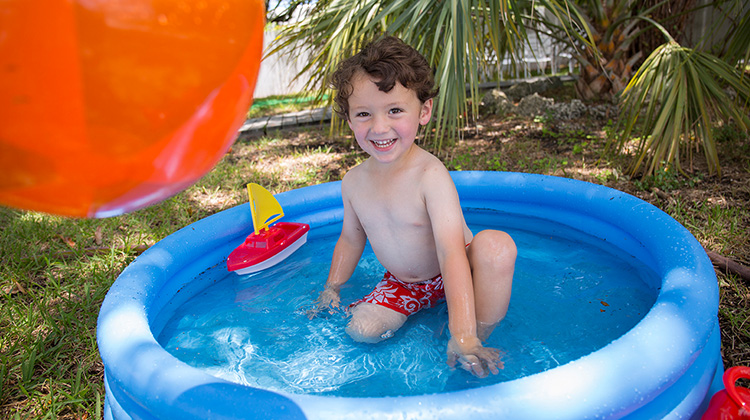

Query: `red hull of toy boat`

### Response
(226, 222, 310, 273)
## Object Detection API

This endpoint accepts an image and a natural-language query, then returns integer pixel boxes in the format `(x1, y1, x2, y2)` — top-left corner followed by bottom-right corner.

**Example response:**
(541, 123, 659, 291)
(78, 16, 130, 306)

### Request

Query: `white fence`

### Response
(253, 30, 315, 98)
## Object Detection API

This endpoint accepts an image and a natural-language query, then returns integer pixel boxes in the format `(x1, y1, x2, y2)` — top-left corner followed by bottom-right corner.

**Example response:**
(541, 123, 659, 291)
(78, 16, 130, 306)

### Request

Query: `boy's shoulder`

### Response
(421, 148, 447, 167)
(413, 149, 457, 196)
(340, 160, 367, 194)
(341, 159, 365, 180)
(415, 147, 451, 177)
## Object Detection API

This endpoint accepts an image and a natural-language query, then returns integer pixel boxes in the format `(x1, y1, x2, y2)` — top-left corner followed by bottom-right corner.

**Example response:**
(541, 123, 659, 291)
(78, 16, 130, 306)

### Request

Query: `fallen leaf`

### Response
(14, 280, 26, 294)
(94, 226, 103, 245)
(59, 235, 76, 248)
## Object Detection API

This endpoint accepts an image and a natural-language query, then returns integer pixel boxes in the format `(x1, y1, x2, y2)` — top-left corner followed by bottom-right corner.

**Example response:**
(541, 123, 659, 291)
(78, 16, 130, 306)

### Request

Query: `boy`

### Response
(311, 36, 516, 378)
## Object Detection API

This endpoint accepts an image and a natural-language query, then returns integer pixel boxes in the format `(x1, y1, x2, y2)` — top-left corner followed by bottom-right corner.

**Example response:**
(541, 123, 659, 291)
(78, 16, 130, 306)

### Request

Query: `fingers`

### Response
(465, 357, 487, 378)
(446, 350, 486, 377)
(320, 290, 341, 312)
(307, 288, 343, 319)
(328, 300, 341, 313)
(475, 346, 503, 376)
(447, 345, 504, 378)
(306, 304, 323, 319)
(307, 298, 342, 319)
(447, 351, 458, 368)
(455, 354, 488, 378)
(485, 359, 501, 376)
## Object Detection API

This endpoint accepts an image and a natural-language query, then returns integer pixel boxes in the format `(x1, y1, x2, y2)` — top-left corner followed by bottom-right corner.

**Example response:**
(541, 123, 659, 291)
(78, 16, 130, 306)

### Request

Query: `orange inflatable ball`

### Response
(0, 0, 265, 217)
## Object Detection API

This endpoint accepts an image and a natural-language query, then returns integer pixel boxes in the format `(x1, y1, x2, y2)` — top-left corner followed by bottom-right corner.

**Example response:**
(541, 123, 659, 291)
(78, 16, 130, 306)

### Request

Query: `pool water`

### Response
(157, 211, 659, 398)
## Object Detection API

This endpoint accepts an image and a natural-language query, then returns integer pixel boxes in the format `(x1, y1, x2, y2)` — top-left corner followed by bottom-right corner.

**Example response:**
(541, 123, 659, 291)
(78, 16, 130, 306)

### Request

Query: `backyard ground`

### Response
(1, 87, 748, 418)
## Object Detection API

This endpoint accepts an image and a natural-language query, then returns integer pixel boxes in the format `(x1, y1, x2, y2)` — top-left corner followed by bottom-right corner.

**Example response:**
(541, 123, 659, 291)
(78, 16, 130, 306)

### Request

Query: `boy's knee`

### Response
(346, 317, 387, 343)
(346, 303, 406, 343)
(472, 230, 517, 264)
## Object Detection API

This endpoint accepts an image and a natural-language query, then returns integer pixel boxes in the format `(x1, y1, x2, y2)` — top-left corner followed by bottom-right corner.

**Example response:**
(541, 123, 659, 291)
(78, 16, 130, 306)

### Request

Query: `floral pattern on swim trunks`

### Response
(352, 271, 446, 316)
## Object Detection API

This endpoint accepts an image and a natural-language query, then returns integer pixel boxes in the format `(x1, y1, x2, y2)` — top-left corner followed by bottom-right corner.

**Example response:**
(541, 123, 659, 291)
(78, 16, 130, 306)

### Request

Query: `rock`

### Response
(587, 104, 615, 120)
(505, 82, 533, 102)
(504, 76, 563, 102)
(529, 76, 563, 94)
(516, 93, 554, 117)
(478, 76, 617, 120)
(480, 89, 513, 116)
(549, 99, 587, 120)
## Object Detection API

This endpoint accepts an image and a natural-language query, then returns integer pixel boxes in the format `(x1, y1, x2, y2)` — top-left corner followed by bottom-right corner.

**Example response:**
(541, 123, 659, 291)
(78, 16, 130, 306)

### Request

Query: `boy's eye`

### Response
(354, 111, 370, 118)
(389, 108, 403, 114)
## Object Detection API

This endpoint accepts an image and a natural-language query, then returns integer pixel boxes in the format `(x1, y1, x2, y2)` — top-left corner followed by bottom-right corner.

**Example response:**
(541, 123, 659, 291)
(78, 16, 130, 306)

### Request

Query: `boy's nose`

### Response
(371, 114, 390, 134)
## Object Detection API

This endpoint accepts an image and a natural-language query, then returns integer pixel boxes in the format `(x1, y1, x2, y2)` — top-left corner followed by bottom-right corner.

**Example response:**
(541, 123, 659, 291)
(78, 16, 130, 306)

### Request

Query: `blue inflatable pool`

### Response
(97, 171, 723, 419)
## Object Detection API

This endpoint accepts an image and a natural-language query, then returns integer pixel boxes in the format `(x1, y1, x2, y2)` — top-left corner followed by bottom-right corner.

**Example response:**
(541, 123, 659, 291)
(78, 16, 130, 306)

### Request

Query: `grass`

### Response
(1, 90, 748, 418)
(246, 94, 328, 119)
(0, 129, 362, 418)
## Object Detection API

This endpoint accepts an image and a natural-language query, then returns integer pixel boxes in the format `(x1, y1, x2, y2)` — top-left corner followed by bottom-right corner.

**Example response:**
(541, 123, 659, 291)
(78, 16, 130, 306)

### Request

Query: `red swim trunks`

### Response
(351, 271, 445, 316)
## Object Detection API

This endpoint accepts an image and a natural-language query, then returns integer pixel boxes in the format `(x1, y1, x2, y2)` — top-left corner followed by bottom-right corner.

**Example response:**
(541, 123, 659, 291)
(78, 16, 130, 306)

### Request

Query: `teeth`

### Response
(372, 139, 396, 148)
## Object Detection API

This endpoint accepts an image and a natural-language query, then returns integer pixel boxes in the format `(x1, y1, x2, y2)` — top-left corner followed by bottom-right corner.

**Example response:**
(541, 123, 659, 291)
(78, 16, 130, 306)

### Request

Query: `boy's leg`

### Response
(467, 230, 516, 341)
(347, 302, 407, 343)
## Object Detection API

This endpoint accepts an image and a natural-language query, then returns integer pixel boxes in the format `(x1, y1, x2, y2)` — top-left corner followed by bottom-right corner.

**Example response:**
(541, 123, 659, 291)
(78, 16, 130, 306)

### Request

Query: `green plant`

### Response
(632, 165, 703, 192)
(611, 39, 750, 177)
(488, 155, 509, 171)
(594, 168, 619, 184)
(715, 121, 749, 144)
(533, 113, 553, 125)
(572, 140, 588, 154)
(447, 151, 476, 171)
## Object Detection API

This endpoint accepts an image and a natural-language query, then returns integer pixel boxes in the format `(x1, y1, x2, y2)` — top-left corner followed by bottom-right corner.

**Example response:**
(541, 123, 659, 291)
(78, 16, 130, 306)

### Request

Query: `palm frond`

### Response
(724, 4, 750, 67)
(611, 41, 750, 177)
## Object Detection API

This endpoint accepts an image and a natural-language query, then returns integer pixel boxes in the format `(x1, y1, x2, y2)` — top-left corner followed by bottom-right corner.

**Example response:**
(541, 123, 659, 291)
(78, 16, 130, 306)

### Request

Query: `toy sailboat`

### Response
(226, 183, 310, 275)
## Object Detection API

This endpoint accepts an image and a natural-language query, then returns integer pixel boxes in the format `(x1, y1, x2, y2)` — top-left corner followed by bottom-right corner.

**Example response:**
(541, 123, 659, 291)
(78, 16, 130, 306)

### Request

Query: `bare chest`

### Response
(348, 181, 441, 280)
(350, 182, 430, 233)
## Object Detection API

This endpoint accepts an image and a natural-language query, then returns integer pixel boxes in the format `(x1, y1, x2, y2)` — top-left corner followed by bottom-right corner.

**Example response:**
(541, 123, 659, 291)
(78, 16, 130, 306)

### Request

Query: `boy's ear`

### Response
(419, 98, 433, 125)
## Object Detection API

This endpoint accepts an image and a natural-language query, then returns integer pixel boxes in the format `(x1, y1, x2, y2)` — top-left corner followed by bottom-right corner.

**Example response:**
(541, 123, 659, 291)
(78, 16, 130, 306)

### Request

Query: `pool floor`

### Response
(156, 212, 658, 397)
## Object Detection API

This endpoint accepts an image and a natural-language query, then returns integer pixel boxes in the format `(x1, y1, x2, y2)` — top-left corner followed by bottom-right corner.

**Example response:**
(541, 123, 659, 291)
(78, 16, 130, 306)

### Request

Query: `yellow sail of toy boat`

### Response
(247, 183, 283, 235)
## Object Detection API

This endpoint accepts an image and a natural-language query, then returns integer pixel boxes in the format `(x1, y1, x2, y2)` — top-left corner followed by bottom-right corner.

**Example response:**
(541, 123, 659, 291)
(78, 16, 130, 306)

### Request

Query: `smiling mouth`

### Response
(371, 139, 396, 149)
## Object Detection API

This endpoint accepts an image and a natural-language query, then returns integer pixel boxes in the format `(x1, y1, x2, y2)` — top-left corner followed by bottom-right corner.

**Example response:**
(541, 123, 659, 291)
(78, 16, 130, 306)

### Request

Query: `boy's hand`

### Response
(446, 336, 504, 378)
(307, 287, 341, 319)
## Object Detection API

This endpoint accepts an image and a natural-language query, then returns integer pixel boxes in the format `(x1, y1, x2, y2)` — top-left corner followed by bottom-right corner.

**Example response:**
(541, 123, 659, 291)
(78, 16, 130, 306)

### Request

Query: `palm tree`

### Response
(269, 0, 750, 176)
(538, 0, 697, 102)
(541, 0, 750, 176)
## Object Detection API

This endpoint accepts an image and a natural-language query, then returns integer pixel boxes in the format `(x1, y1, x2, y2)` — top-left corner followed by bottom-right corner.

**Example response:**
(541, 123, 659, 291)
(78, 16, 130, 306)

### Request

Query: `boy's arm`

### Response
(314, 179, 367, 313)
(423, 165, 501, 377)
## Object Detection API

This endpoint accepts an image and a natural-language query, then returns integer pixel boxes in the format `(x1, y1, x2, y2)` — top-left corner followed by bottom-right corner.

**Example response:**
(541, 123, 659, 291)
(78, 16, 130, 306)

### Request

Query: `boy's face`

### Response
(346, 72, 432, 165)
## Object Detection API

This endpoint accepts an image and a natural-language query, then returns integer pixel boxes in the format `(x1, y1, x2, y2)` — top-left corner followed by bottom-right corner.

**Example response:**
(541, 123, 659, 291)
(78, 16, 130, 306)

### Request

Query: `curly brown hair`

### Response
(330, 36, 438, 120)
